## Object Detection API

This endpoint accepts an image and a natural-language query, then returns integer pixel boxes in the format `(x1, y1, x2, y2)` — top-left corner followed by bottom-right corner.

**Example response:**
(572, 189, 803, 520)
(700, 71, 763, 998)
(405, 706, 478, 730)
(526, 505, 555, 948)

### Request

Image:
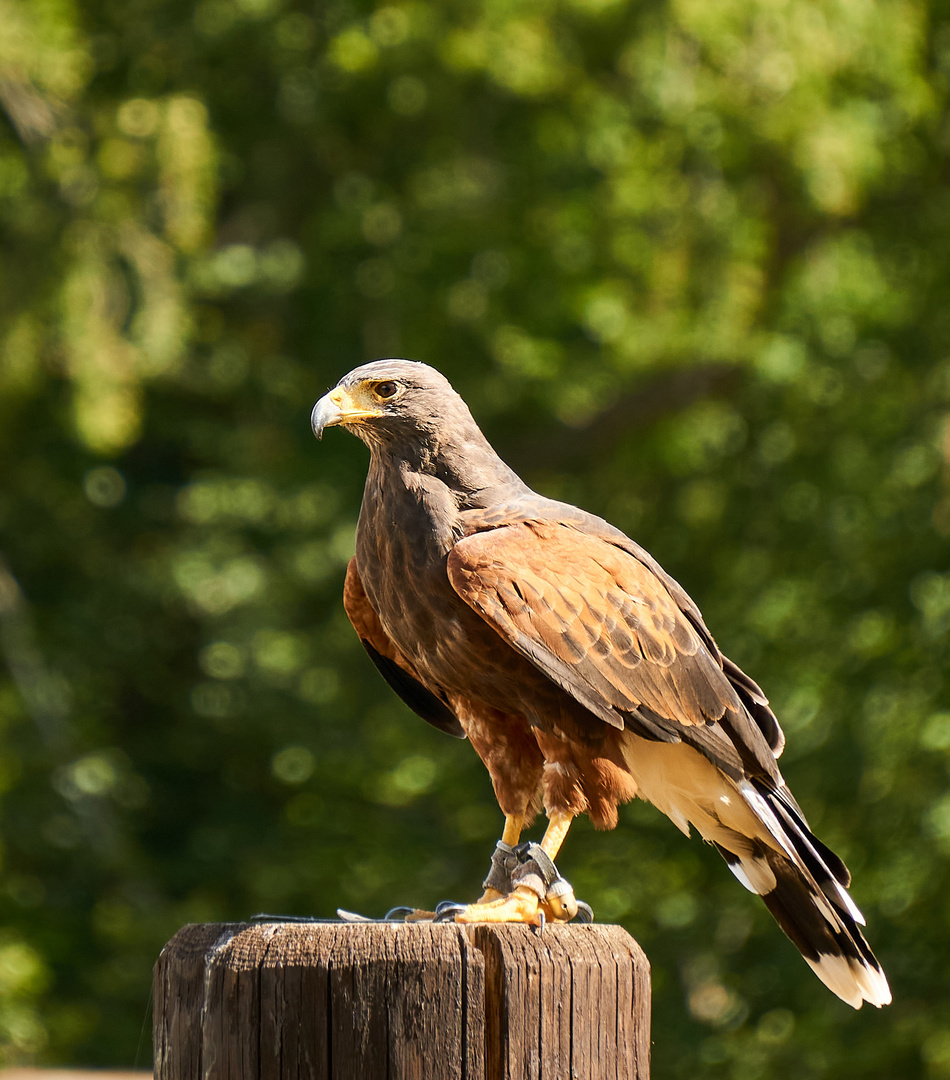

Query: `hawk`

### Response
(311, 359, 890, 1009)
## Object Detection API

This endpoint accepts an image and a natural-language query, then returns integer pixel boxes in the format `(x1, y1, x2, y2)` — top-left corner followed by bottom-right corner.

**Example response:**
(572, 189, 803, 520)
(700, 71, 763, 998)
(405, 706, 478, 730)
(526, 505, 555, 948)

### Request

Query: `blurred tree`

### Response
(1, 0, 949, 1074)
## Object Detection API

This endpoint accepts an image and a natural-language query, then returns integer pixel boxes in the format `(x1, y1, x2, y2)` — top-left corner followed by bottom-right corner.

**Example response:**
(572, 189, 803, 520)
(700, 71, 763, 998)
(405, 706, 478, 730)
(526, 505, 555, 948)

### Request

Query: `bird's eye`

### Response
(374, 381, 399, 400)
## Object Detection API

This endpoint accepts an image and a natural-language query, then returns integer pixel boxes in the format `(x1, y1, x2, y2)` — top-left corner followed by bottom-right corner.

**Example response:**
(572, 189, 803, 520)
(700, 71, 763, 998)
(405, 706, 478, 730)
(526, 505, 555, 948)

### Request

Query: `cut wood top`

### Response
(154, 921, 651, 1080)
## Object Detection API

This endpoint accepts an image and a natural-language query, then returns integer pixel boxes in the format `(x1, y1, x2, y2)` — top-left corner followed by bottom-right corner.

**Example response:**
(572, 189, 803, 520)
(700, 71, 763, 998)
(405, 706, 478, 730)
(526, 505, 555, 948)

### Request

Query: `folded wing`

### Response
(447, 520, 778, 777)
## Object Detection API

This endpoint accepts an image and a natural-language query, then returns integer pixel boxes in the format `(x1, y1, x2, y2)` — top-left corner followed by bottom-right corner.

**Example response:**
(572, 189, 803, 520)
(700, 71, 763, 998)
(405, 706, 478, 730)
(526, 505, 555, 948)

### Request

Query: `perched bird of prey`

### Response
(311, 359, 890, 1010)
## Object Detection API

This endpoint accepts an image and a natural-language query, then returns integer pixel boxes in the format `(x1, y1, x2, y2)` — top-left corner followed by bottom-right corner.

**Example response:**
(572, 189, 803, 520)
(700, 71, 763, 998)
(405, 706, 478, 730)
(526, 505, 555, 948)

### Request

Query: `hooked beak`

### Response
(311, 385, 382, 439)
(311, 391, 342, 440)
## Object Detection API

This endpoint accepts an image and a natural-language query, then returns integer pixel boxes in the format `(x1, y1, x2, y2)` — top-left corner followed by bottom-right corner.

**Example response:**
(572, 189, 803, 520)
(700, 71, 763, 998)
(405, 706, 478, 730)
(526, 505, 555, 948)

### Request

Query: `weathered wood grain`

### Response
(153, 921, 650, 1080)
(153, 922, 232, 1080)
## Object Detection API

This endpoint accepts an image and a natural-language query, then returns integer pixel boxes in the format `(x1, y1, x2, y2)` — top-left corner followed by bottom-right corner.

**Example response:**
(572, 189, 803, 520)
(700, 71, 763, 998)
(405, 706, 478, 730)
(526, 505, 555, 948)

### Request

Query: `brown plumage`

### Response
(312, 359, 890, 1010)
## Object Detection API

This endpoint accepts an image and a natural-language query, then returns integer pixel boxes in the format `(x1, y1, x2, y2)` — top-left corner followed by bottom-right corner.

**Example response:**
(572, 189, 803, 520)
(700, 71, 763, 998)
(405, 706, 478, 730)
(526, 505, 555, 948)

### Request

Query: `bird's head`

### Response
(311, 359, 470, 450)
(312, 358, 524, 495)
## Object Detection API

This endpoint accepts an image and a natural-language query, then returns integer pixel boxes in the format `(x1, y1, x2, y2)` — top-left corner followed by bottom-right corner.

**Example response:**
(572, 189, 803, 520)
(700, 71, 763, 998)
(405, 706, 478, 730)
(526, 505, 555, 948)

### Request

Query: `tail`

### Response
(714, 778, 891, 1009)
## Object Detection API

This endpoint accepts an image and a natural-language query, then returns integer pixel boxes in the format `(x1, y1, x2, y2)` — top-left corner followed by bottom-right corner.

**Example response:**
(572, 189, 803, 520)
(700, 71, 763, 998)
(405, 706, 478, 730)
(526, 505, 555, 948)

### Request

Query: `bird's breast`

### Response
(354, 468, 608, 737)
(355, 475, 470, 671)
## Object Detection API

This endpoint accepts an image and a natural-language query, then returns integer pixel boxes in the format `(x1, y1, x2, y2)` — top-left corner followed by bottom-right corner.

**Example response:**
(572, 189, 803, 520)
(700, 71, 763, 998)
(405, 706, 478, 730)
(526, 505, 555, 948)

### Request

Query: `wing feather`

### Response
(448, 520, 777, 773)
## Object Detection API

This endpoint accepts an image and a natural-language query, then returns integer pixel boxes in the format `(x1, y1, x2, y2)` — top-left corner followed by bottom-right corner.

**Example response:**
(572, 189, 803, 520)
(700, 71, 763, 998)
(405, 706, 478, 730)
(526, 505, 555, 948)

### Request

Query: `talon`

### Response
(575, 900, 594, 924)
(439, 811, 593, 929)
(434, 903, 467, 922)
(384, 906, 415, 921)
(337, 909, 373, 922)
(435, 899, 465, 914)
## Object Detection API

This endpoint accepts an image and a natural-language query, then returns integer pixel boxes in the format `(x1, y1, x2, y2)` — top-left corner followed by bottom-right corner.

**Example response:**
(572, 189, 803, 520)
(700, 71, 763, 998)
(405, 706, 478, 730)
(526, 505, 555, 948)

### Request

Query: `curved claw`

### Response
(384, 906, 416, 922)
(435, 899, 465, 914)
(434, 903, 467, 923)
(575, 900, 594, 924)
(337, 909, 373, 922)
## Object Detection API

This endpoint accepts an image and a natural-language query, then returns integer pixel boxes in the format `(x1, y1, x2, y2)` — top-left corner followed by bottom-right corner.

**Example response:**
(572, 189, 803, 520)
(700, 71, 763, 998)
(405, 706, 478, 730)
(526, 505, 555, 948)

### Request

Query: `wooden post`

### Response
(153, 921, 650, 1079)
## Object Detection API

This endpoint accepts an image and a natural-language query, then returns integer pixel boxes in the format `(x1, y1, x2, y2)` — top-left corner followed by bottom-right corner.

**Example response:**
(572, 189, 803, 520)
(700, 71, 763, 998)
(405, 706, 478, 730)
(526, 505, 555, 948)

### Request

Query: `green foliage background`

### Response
(1, 0, 949, 1073)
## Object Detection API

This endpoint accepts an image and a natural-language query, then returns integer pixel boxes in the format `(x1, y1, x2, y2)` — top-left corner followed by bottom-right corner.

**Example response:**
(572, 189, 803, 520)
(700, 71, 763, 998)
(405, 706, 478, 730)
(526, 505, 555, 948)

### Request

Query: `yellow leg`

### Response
(455, 811, 577, 926)
(537, 811, 578, 922)
(539, 810, 572, 860)
(502, 813, 524, 846)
